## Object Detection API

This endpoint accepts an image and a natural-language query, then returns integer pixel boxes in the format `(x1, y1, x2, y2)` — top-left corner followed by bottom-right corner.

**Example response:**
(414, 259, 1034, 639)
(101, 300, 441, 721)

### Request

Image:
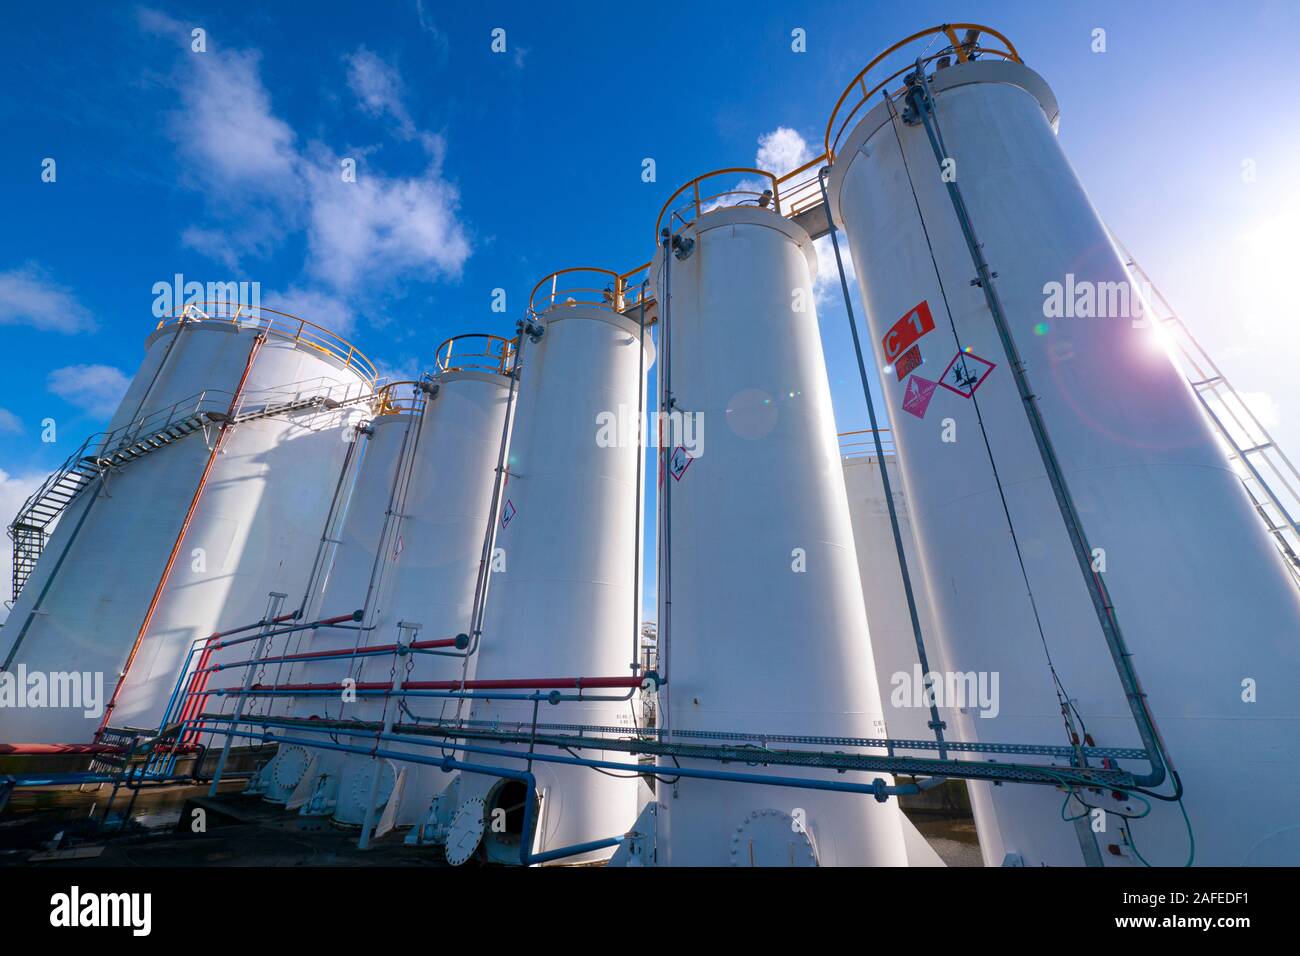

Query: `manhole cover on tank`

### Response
(444, 797, 486, 866)
(271, 745, 311, 790)
(729, 808, 818, 867)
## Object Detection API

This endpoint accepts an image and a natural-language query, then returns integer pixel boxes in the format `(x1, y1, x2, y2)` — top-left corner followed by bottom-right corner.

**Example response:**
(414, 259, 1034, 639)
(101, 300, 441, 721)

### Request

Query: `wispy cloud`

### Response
(0, 266, 96, 333)
(0, 408, 23, 435)
(47, 364, 131, 418)
(176, 47, 300, 192)
(147, 29, 471, 325)
(304, 154, 470, 291)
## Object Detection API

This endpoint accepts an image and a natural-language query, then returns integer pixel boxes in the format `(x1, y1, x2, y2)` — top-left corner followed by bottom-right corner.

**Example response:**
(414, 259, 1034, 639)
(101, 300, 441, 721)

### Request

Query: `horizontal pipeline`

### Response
(209, 675, 652, 695)
(0, 743, 124, 756)
(201, 634, 470, 672)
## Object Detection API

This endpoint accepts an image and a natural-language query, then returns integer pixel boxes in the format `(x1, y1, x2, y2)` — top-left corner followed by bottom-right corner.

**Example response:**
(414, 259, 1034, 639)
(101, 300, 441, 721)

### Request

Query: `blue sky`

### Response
(3, 1, 1299, 618)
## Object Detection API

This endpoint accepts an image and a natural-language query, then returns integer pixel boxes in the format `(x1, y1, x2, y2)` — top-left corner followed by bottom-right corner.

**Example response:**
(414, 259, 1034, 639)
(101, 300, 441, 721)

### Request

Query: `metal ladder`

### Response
(1118, 238, 1300, 585)
(6, 389, 366, 603)
(6, 410, 215, 602)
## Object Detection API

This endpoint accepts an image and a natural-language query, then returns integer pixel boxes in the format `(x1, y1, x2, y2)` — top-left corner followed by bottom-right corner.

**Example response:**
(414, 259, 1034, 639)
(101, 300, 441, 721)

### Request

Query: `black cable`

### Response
(884, 89, 1088, 748)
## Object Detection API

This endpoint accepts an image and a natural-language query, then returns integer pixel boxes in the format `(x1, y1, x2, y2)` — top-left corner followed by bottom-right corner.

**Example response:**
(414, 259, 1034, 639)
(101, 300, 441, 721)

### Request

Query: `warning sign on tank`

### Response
(939, 351, 996, 398)
(894, 344, 923, 382)
(882, 300, 936, 362)
(669, 445, 694, 482)
(900, 375, 938, 419)
(500, 499, 517, 528)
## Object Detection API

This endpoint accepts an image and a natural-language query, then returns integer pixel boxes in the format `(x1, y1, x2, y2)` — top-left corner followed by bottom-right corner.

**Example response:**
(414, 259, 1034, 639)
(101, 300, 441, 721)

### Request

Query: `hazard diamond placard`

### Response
(939, 351, 996, 398)
(669, 445, 694, 482)
(900, 375, 938, 419)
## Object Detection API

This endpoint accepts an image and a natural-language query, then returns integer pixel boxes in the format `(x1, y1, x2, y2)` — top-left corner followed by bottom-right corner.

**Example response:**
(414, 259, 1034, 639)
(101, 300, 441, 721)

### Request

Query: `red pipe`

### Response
(98, 333, 268, 736)
(0, 743, 124, 755)
(205, 635, 463, 670)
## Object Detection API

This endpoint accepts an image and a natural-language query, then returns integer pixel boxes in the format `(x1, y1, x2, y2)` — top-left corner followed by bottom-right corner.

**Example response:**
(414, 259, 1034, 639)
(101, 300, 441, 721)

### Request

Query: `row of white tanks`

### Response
(0, 315, 373, 743)
(252, 313, 653, 865)
(6, 34, 1300, 867)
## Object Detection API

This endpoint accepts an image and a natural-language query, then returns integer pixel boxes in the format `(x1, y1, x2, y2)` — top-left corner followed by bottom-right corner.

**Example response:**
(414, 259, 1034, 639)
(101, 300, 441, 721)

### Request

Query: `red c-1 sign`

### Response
(882, 301, 935, 362)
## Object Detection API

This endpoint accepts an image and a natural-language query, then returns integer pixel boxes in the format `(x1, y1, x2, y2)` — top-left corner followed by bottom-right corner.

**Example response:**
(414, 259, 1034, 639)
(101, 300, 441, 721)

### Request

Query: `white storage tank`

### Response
(840, 432, 946, 745)
(648, 177, 908, 867)
(452, 269, 652, 865)
(250, 404, 419, 807)
(273, 337, 517, 825)
(1, 307, 374, 744)
(824, 26, 1300, 865)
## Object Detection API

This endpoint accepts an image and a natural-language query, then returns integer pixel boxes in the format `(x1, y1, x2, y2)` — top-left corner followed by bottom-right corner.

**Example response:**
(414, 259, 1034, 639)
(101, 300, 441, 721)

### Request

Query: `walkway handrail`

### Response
(155, 302, 378, 388)
(825, 22, 1022, 161)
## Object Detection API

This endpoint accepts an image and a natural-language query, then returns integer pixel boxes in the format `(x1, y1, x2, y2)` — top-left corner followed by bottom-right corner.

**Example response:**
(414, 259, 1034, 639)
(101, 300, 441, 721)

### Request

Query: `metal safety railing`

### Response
(654, 168, 785, 241)
(839, 428, 897, 460)
(372, 380, 425, 415)
(155, 302, 379, 389)
(527, 267, 654, 319)
(824, 22, 1022, 162)
(1114, 237, 1300, 585)
(434, 333, 517, 375)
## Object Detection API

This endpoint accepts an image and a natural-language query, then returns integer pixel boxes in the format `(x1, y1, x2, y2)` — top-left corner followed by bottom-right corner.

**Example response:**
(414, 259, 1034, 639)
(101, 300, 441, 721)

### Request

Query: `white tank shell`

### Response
(284, 370, 515, 823)
(648, 206, 908, 867)
(1, 321, 370, 742)
(841, 452, 946, 745)
(826, 59, 1300, 865)
(456, 305, 653, 864)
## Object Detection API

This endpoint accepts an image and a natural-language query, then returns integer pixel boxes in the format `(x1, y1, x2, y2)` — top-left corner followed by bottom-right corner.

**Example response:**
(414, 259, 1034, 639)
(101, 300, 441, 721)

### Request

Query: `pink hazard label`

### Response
(901, 375, 938, 419)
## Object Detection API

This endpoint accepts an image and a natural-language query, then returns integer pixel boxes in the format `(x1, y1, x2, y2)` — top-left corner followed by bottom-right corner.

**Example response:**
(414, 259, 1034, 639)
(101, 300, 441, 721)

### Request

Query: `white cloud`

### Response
(741, 127, 853, 301)
(0, 408, 23, 435)
(135, 6, 187, 40)
(178, 48, 300, 190)
(274, 287, 356, 338)
(47, 364, 131, 418)
(305, 159, 470, 291)
(347, 47, 413, 132)
(159, 38, 471, 313)
(0, 266, 95, 333)
(180, 226, 243, 272)
(756, 126, 814, 177)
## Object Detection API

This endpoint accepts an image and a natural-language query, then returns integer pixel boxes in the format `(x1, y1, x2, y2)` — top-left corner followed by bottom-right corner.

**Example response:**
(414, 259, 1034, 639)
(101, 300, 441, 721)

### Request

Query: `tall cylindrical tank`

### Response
(840, 438, 946, 745)
(647, 183, 908, 867)
(453, 273, 652, 865)
(247, 406, 417, 806)
(825, 32, 1300, 865)
(276, 339, 516, 825)
(1, 308, 373, 743)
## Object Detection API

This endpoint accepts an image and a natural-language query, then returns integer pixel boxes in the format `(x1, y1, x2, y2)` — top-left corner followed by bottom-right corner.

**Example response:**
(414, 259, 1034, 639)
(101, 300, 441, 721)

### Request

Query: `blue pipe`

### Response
(205, 725, 622, 866)
(197, 714, 919, 800)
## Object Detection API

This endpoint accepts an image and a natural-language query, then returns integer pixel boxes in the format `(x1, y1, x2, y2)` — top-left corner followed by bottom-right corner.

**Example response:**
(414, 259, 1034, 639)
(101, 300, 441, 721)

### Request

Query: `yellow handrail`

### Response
(528, 266, 654, 317)
(654, 168, 784, 243)
(156, 301, 378, 389)
(373, 380, 424, 415)
(824, 22, 1021, 162)
(434, 333, 517, 375)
